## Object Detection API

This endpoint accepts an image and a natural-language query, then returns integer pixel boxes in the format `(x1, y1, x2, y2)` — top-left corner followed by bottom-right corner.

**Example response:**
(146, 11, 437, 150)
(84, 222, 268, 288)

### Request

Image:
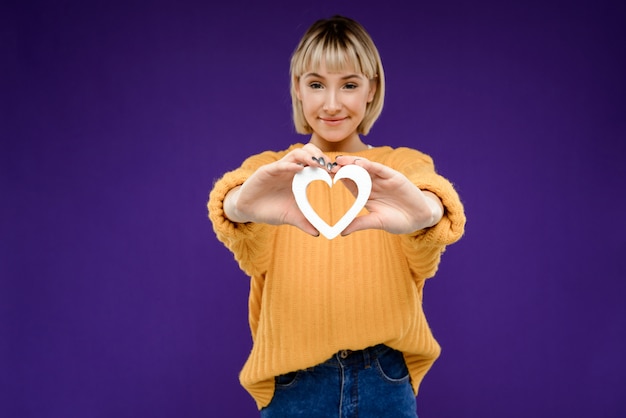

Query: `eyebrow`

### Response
(302, 72, 363, 80)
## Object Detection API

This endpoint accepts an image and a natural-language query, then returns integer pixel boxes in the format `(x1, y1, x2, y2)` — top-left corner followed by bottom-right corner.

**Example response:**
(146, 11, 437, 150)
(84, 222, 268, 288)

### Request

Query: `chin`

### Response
(320, 131, 352, 142)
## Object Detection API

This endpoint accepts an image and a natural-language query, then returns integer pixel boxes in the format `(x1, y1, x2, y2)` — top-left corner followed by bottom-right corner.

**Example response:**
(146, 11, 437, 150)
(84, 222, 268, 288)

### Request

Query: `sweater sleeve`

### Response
(390, 148, 466, 279)
(207, 149, 288, 277)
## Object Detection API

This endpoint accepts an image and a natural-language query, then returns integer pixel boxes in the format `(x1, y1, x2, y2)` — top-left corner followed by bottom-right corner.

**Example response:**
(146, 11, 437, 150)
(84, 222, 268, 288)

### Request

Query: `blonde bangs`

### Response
(292, 31, 377, 79)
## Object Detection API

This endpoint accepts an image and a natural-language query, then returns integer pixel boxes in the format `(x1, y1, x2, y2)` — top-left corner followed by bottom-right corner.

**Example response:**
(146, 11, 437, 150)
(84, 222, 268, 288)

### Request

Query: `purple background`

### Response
(3, 0, 625, 417)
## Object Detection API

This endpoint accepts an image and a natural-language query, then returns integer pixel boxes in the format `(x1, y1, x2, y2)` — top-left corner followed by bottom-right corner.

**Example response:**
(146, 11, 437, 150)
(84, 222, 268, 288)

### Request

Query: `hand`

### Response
(334, 156, 443, 236)
(224, 143, 334, 236)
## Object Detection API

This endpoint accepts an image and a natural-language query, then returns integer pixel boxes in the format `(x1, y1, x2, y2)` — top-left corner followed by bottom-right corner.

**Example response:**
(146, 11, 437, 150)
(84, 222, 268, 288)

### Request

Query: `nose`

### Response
(323, 90, 341, 114)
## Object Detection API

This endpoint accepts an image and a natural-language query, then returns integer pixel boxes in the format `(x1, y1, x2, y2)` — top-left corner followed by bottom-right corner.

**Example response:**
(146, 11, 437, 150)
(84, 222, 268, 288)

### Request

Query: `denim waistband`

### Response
(322, 344, 392, 368)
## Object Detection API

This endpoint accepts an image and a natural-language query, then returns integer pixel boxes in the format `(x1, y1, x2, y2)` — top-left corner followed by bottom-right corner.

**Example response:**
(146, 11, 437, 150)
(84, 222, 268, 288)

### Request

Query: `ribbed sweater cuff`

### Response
(408, 176, 465, 247)
(209, 170, 258, 238)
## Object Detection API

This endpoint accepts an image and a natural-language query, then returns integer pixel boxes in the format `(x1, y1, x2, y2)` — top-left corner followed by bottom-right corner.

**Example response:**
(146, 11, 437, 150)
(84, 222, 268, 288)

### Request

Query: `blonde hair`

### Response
(289, 16, 385, 135)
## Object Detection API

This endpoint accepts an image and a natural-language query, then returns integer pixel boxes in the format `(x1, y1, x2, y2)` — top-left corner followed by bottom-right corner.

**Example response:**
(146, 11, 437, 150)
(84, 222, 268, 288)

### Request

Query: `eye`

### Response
(343, 82, 358, 90)
(308, 82, 324, 89)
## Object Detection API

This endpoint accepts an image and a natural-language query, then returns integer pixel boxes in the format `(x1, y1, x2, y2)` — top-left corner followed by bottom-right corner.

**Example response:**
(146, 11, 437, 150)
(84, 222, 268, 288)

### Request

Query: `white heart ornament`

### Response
(292, 165, 372, 239)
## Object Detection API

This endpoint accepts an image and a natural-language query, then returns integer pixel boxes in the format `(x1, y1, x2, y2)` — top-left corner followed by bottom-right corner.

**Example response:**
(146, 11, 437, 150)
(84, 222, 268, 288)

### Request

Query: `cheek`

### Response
(300, 95, 320, 114)
(300, 100, 314, 117)
(349, 95, 370, 113)
(300, 100, 319, 125)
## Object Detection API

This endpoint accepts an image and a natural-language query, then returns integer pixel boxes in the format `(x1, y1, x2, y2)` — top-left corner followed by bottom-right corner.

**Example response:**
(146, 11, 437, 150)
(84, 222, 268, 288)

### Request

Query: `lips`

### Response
(320, 117, 347, 126)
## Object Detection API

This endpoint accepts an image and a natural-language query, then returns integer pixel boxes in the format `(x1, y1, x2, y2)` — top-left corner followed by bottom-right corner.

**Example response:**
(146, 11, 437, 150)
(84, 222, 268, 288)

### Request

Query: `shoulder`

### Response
(370, 146, 434, 170)
(240, 143, 305, 169)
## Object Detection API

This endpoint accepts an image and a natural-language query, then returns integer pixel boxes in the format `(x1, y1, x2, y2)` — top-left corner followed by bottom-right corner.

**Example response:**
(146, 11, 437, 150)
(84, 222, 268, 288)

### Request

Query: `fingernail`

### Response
(327, 162, 333, 171)
(318, 157, 325, 166)
(312, 156, 319, 164)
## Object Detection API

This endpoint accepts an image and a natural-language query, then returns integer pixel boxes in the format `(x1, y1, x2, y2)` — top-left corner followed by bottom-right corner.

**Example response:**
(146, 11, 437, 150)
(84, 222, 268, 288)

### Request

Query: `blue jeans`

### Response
(260, 345, 418, 418)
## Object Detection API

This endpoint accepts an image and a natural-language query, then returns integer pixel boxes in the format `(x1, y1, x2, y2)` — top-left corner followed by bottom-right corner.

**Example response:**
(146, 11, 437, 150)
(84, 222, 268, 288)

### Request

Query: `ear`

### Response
(294, 77, 302, 100)
(367, 77, 377, 103)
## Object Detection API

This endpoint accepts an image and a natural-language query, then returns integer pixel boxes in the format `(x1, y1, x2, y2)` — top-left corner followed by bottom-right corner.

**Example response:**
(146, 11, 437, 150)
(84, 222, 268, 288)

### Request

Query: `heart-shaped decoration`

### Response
(292, 165, 372, 239)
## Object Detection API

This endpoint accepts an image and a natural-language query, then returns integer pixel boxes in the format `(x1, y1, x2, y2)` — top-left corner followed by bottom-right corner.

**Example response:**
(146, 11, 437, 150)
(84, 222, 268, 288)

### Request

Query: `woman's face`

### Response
(296, 63, 376, 151)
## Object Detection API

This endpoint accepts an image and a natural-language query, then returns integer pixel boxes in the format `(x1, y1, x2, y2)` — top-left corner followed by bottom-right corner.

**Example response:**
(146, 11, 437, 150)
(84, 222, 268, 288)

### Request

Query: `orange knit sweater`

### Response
(208, 144, 465, 409)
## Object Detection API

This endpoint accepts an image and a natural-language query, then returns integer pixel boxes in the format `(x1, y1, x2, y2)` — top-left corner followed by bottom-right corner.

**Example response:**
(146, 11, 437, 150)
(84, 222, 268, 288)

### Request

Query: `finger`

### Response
(341, 214, 381, 237)
(301, 143, 329, 163)
(353, 159, 396, 180)
(282, 148, 322, 169)
(287, 212, 321, 237)
(267, 159, 308, 175)
(296, 221, 321, 237)
(296, 144, 334, 171)
(335, 155, 371, 167)
(334, 156, 389, 179)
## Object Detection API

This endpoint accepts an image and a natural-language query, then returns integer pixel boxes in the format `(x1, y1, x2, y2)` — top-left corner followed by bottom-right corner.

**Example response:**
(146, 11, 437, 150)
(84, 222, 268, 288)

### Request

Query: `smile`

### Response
(320, 117, 347, 126)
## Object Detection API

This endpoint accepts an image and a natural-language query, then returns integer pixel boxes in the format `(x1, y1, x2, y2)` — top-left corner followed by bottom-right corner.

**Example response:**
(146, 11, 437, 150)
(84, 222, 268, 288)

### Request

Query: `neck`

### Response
(308, 134, 369, 153)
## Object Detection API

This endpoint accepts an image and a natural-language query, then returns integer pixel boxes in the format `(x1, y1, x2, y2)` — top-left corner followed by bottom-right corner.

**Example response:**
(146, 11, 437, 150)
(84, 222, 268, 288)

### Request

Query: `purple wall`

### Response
(3, 0, 625, 417)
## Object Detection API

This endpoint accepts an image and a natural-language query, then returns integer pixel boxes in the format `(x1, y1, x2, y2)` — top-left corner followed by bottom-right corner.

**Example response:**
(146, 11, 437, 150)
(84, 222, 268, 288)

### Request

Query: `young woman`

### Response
(208, 15, 466, 417)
